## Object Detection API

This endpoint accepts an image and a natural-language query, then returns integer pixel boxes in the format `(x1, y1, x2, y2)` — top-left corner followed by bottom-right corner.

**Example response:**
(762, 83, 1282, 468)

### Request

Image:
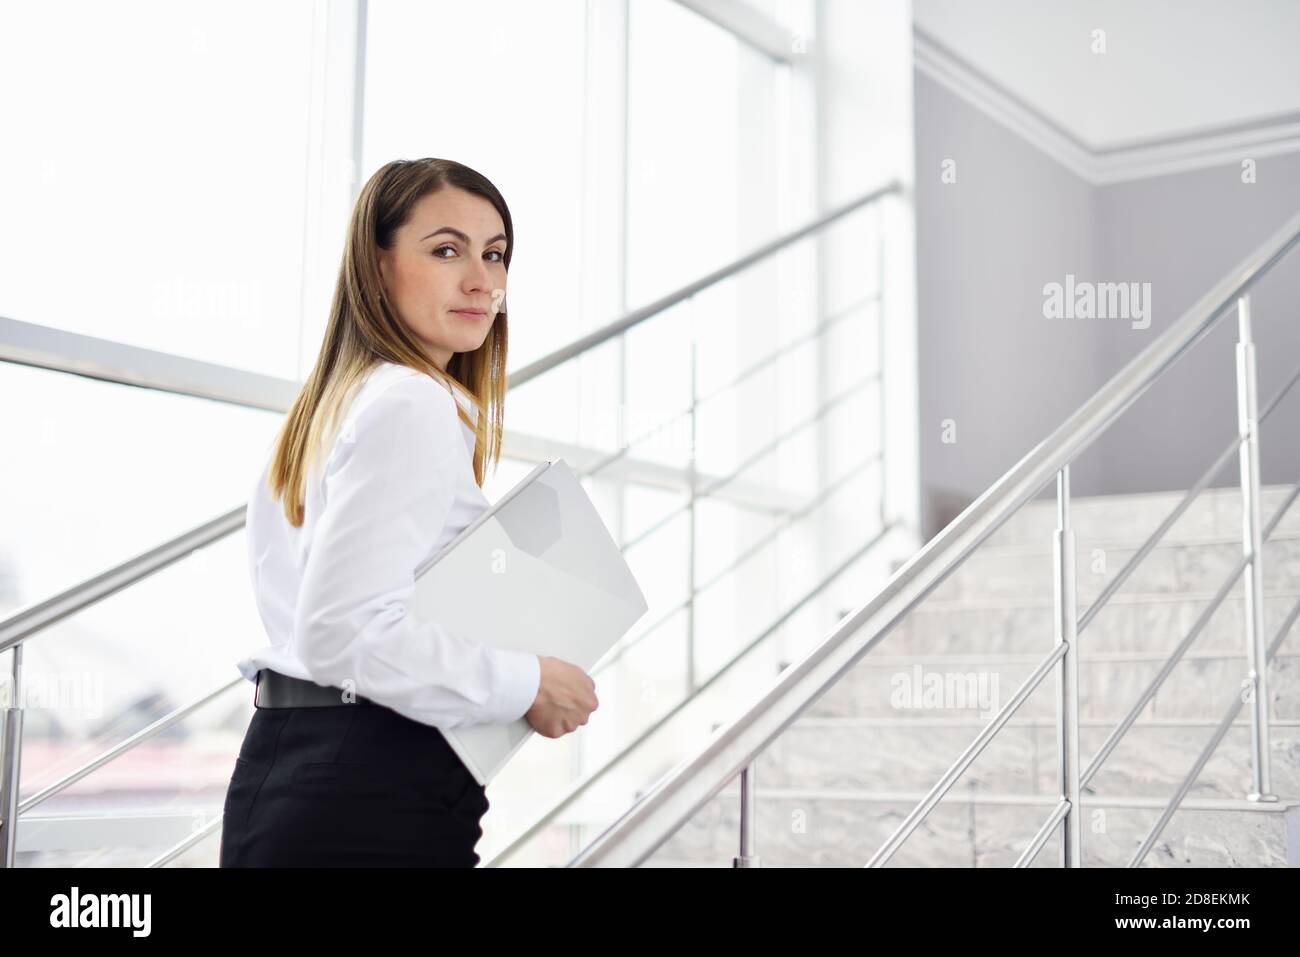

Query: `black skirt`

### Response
(219, 699, 490, 867)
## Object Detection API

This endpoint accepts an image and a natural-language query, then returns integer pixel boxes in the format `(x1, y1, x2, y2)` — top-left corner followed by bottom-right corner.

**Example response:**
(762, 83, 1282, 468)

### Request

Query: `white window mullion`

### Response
(296, 0, 367, 381)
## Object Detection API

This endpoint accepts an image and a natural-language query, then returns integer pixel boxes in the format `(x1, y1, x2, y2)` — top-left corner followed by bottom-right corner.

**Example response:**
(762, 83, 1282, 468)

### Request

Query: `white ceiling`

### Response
(913, 0, 1300, 150)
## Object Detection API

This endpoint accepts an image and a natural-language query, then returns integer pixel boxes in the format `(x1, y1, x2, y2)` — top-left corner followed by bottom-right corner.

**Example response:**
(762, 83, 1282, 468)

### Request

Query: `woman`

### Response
(219, 158, 598, 867)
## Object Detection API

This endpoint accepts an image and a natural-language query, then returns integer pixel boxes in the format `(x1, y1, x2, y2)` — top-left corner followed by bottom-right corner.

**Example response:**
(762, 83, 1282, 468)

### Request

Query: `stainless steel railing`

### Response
(486, 522, 894, 866)
(566, 204, 1300, 867)
(0, 181, 902, 866)
(483, 291, 892, 866)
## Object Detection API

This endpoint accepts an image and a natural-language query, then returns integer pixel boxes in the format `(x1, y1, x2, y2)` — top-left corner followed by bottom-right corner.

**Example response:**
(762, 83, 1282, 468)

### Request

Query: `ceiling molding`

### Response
(914, 27, 1300, 185)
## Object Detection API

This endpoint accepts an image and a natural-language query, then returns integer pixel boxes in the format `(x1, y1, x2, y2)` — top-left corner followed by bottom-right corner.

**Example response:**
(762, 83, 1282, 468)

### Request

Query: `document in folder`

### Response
(407, 458, 649, 784)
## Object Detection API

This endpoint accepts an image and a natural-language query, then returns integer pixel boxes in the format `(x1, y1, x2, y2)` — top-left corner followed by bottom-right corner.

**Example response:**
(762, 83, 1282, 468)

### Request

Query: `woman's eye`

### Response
(432, 245, 504, 262)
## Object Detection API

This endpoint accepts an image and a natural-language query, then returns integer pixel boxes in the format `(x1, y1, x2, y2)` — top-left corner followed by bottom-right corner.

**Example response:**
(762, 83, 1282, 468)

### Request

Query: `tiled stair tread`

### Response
(813, 649, 1300, 701)
(787, 715, 1300, 727)
(878, 598, 1300, 656)
(833, 649, 1299, 662)
(642, 797, 1298, 867)
(931, 540, 1300, 603)
(640, 858, 733, 868)
(559, 792, 1299, 828)
(971, 528, 1300, 557)
(640, 858, 734, 867)
(757, 721, 1300, 795)
(814, 648, 1299, 682)
(889, 589, 1300, 609)
(643, 787, 1300, 810)
(809, 653, 1299, 720)
(557, 723, 1299, 824)
(986, 484, 1299, 548)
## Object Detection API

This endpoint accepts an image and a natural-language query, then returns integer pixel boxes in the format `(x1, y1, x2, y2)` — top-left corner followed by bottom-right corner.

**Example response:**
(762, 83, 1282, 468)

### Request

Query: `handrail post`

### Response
(877, 202, 888, 531)
(0, 642, 25, 867)
(732, 763, 760, 867)
(686, 319, 698, 695)
(1053, 466, 1083, 865)
(1235, 294, 1277, 802)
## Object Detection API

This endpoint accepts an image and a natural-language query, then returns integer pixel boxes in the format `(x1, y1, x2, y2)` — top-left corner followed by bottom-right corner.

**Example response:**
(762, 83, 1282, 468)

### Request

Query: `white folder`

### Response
(407, 458, 649, 784)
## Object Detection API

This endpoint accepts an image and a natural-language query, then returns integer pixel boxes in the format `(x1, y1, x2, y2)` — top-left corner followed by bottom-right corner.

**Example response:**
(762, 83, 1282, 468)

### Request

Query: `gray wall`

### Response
(914, 68, 1300, 539)
(1092, 159, 1300, 494)
(914, 69, 1105, 538)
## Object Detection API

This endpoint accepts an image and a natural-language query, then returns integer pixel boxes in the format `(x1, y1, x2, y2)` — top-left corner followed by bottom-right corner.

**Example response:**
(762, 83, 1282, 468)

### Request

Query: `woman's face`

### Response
(377, 186, 508, 371)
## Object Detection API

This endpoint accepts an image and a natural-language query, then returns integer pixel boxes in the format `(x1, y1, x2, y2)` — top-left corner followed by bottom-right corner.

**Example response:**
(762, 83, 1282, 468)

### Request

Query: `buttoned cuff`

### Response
(483, 647, 541, 724)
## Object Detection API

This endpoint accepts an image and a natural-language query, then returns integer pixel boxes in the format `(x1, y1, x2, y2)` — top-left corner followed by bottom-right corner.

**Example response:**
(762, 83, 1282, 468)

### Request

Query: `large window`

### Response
(0, 0, 318, 381)
(2, 0, 887, 868)
(362, 0, 592, 372)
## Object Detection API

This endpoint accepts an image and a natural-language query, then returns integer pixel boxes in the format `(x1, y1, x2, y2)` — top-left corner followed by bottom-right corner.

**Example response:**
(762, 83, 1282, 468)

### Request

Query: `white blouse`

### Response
(236, 360, 541, 729)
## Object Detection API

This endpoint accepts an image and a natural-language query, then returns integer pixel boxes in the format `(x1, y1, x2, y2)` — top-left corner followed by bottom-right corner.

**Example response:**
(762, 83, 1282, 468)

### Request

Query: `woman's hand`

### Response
(524, 655, 598, 738)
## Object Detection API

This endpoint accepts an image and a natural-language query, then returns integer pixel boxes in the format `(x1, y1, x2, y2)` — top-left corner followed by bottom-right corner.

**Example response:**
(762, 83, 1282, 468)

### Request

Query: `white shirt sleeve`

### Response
(292, 374, 540, 729)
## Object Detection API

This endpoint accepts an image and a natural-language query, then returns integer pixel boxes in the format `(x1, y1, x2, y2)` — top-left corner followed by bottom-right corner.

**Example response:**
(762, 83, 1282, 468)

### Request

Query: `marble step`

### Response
(640, 790, 1300, 867)
(929, 533, 1300, 604)
(985, 485, 1300, 549)
(884, 592, 1300, 657)
(805, 650, 1300, 722)
(756, 716, 1300, 799)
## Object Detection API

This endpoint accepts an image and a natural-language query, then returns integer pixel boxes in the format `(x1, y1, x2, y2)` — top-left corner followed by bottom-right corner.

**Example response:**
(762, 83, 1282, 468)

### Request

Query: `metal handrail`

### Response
(866, 641, 1069, 866)
(1083, 478, 1300, 792)
(150, 816, 223, 869)
(1077, 358, 1300, 635)
(483, 370, 888, 864)
(1013, 475, 1300, 867)
(594, 453, 881, 674)
(16, 679, 243, 815)
(154, 577, 1300, 870)
(1077, 438, 1240, 634)
(619, 372, 879, 552)
(0, 508, 246, 656)
(506, 183, 901, 388)
(35, 475, 892, 866)
(1129, 588, 1300, 866)
(1016, 501, 1300, 869)
(872, 392, 1300, 868)
(58, 464, 892, 869)
(566, 205, 1300, 867)
(1013, 474, 1300, 867)
(577, 294, 877, 481)
(1015, 800, 1069, 868)
(485, 519, 894, 867)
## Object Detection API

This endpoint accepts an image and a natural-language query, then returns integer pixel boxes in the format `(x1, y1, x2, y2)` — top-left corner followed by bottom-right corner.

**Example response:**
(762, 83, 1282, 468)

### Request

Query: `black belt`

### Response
(254, 668, 377, 708)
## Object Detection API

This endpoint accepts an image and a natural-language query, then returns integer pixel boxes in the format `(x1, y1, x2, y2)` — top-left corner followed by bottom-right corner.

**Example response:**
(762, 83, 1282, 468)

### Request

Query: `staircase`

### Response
(640, 485, 1300, 866)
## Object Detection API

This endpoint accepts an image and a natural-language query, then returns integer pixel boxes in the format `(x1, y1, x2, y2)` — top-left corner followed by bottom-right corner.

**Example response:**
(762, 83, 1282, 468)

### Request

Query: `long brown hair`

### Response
(267, 158, 512, 526)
